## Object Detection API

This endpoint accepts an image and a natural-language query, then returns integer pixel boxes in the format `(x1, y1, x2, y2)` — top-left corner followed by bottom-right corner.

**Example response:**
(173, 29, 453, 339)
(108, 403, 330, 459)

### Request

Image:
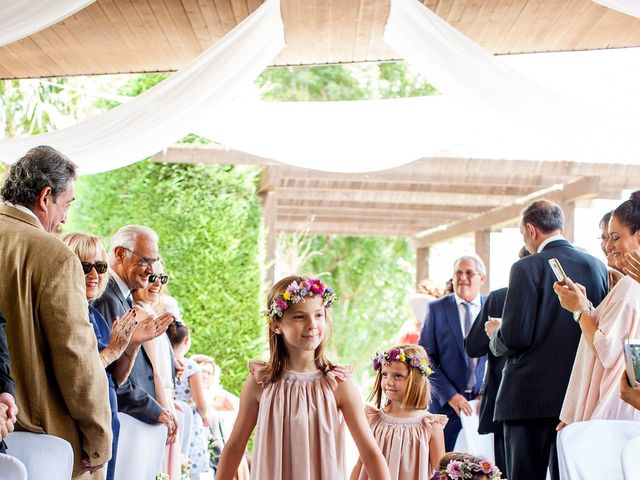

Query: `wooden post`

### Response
(416, 247, 429, 291)
(475, 229, 491, 294)
(261, 190, 277, 285)
(560, 201, 575, 243)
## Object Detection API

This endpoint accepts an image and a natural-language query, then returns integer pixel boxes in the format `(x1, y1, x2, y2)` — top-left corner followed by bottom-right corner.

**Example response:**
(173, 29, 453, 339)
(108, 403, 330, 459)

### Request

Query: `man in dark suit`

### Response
(92, 224, 177, 441)
(490, 200, 608, 480)
(465, 287, 507, 474)
(0, 313, 17, 454)
(420, 254, 488, 451)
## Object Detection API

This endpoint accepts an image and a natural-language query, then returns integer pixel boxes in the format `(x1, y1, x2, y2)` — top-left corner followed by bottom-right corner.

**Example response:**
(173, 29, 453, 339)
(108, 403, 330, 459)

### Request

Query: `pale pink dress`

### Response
(353, 405, 447, 480)
(561, 275, 640, 423)
(249, 360, 352, 480)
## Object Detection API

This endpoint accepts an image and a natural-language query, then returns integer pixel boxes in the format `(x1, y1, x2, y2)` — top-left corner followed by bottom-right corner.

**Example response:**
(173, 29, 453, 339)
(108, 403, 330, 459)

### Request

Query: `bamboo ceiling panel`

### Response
(1, 0, 639, 79)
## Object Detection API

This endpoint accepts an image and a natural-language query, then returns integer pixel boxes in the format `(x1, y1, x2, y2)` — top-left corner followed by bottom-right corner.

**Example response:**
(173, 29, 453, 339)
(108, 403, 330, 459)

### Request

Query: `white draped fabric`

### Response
(0, 0, 95, 47)
(593, 0, 640, 18)
(0, 0, 285, 175)
(1, 0, 640, 173)
(557, 420, 640, 479)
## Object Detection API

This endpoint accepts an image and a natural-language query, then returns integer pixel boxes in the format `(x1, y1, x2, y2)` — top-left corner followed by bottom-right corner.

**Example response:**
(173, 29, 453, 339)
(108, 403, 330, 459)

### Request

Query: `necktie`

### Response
(463, 302, 477, 390)
(126, 293, 133, 309)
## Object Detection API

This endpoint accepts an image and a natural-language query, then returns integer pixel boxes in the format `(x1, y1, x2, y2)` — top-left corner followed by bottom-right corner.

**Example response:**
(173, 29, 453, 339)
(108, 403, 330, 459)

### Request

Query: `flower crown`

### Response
(430, 458, 502, 480)
(265, 278, 336, 321)
(372, 347, 433, 377)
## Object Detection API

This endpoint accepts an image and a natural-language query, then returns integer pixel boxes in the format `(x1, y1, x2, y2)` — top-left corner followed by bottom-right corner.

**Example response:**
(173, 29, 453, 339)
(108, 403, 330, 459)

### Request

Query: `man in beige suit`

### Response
(0, 146, 112, 478)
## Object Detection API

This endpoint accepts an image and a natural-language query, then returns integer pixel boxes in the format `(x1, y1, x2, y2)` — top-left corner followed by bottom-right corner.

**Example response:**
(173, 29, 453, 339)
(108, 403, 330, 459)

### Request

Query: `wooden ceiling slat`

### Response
(2, 0, 640, 78)
(276, 198, 489, 214)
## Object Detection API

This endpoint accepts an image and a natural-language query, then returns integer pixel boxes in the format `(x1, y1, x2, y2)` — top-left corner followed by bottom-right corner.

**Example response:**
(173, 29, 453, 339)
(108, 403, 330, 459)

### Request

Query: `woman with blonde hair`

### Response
(61, 232, 138, 480)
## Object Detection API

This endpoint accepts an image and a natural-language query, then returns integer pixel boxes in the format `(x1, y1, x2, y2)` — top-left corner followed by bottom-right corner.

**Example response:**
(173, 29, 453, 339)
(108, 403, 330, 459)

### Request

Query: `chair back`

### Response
(0, 452, 28, 480)
(176, 400, 194, 457)
(557, 419, 640, 479)
(4, 432, 73, 480)
(114, 412, 168, 480)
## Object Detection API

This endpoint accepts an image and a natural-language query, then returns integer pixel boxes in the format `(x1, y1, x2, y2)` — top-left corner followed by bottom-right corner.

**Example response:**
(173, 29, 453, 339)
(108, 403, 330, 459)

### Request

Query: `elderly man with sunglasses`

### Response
(92, 225, 177, 442)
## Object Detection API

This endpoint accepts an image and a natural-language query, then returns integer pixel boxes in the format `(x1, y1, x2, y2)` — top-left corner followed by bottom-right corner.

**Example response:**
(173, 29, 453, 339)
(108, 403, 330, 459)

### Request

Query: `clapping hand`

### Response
(107, 309, 138, 358)
(130, 312, 174, 346)
(484, 317, 501, 338)
(623, 250, 640, 285)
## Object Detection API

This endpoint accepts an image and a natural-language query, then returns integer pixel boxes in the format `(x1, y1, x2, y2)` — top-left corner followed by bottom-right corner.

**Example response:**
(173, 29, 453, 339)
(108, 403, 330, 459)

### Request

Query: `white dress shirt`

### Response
(538, 234, 566, 253)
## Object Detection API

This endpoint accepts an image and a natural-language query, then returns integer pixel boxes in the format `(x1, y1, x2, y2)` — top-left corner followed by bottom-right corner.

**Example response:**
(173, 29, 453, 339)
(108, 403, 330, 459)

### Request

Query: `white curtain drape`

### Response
(593, 0, 640, 18)
(0, 0, 285, 174)
(0, 0, 95, 47)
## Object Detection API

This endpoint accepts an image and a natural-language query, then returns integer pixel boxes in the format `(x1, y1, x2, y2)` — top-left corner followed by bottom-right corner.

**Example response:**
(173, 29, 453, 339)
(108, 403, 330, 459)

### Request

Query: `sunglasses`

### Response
(148, 274, 169, 284)
(81, 261, 108, 275)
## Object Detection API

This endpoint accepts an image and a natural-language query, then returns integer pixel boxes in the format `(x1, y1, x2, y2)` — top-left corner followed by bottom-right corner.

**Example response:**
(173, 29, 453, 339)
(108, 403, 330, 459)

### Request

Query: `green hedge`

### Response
(66, 160, 263, 394)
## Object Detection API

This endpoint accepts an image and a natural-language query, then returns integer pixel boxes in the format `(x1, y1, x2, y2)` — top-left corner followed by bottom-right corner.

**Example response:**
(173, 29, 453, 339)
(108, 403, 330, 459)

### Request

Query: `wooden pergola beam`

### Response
(277, 199, 489, 214)
(415, 177, 600, 247)
(278, 221, 420, 237)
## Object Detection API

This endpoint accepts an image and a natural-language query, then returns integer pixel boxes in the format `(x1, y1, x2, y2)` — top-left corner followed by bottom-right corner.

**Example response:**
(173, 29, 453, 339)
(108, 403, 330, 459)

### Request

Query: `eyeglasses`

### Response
(454, 270, 480, 278)
(123, 248, 159, 268)
(81, 261, 108, 275)
(148, 274, 169, 284)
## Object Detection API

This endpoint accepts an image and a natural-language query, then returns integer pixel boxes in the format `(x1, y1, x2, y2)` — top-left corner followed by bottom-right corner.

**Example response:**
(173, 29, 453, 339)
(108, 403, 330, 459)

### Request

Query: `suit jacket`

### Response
(0, 205, 112, 478)
(465, 288, 507, 434)
(491, 239, 608, 421)
(92, 277, 163, 424)
(420, 293, 487, 408)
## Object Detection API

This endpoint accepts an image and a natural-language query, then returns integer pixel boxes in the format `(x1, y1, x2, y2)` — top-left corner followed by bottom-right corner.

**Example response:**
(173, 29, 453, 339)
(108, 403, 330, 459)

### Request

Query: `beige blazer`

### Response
(0, 205, 112, 479)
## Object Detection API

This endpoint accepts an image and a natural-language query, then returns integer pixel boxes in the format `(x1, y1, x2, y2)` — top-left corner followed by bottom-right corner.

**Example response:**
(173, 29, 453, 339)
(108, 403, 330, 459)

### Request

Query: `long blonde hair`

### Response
(263, 275, 335, 384)
(369, 344, 431, 410)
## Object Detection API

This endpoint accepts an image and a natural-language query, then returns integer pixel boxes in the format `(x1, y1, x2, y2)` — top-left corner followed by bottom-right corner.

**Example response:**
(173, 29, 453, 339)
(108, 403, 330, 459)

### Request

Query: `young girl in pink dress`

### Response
(351, 344, 447, 479)
(216, 276, 390, 480)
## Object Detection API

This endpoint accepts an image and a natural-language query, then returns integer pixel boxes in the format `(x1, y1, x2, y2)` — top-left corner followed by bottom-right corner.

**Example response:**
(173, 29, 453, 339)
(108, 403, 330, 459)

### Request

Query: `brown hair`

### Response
(61, 232, 108, 300)
(167, 321, 189, 346)
(369, 344, 431, 410)
(263, 275, 335, 384)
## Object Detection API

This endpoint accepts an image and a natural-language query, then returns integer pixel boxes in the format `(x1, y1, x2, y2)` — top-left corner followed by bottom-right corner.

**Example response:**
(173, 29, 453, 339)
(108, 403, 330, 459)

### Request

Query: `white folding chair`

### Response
(4, 431, 73, 480)
(114, 412, 168, 480)
(557, 420, 640, 479)
(621, 434, 640, 480)
(176, 400, 194, 457)
(0, 452, 28, 480)
(453, 399, 495, 461)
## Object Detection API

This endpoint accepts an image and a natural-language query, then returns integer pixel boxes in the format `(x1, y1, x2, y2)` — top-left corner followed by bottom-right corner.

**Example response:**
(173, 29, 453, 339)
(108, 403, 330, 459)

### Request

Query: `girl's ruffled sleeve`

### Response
(248, 360, 269, 386)
(324, 365, 353, 390)
(422, 412, 448, 433)
(364, 405, 380, 427)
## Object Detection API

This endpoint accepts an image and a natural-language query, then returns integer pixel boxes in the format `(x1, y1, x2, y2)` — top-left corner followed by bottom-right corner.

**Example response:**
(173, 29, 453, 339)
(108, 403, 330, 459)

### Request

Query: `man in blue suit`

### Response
(420, 254, 488, 451)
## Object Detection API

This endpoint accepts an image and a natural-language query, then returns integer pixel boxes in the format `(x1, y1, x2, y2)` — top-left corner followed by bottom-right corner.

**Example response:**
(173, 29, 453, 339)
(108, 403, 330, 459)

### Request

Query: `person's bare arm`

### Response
(216, 374, 261, 480)
(189, 371, 211, 427)
(335, 379, 390, 480)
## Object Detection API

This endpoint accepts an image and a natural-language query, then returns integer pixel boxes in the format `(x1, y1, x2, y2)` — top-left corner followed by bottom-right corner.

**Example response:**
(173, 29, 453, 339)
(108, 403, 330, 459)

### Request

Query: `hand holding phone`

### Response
(549, 258, 568, 284)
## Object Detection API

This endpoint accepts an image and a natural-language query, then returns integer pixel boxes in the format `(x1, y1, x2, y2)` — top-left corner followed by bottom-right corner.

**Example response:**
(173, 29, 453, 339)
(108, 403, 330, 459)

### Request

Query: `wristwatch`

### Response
(573, 306, 591, 323)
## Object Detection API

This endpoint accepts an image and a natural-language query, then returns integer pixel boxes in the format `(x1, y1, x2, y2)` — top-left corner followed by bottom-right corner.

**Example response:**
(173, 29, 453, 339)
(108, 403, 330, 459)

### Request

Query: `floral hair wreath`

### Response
(265, 278, 336, 321)
(430, 458, 502, 480)
(372, 347, 433, 377)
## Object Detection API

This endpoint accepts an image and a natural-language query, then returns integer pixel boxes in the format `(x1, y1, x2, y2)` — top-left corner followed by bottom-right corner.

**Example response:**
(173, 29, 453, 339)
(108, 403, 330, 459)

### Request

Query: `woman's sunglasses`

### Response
(81, 261, 108, 275)
(148, 274, 169, 285)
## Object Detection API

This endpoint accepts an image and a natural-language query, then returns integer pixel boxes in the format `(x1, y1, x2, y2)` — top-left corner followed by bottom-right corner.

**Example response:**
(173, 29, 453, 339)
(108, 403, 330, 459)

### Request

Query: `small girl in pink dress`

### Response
(351, 344, 447, 480)
(216, 276, 390, 480)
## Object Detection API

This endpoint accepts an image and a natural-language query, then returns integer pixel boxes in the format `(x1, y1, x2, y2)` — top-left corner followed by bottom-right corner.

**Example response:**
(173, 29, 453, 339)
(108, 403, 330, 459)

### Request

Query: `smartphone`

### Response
(623, 337, 640, 387)
(548, 258, 568, 283)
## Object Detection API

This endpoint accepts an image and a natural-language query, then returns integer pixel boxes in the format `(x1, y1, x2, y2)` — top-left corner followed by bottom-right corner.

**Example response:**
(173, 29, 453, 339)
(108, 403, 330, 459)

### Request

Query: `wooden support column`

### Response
(475, 229, 491, 295)
(259, 167, 280, 285)
(559, 201, 575, 243)
(416, 247, 430, 291)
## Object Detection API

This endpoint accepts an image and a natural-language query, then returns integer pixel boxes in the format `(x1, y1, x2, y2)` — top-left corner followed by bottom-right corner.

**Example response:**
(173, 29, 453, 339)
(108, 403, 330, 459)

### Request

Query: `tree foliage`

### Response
(66, 161, 263, 394)
(257, 62, 436, 101)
